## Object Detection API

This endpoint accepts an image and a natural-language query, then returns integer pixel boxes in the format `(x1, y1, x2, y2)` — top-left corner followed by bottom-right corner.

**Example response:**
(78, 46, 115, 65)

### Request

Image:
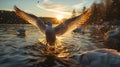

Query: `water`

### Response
(0, 24, 105, 67)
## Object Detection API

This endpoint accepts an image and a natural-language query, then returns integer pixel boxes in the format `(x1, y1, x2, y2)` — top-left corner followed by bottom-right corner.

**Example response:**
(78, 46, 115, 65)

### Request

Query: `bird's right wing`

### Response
(54, 8, 92, 36)
(14, 6, 46, 34)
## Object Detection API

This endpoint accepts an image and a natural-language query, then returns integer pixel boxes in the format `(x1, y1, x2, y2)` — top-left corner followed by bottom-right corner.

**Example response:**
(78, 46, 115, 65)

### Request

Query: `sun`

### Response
(56, 15, 63, 21)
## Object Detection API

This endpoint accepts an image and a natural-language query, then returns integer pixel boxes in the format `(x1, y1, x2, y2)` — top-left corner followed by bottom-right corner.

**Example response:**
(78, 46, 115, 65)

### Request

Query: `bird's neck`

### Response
(46, 25, 53, 29)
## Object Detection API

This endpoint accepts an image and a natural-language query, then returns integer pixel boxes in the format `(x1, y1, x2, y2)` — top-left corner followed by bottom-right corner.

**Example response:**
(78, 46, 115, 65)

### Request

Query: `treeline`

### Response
(0, 10, 26, 24)
(86, 0, 120, 25)
(0, 10, 59, 24)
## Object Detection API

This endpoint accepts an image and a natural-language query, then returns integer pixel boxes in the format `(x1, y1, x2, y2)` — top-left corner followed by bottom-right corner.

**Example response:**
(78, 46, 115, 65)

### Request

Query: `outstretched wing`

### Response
(54, 8, 92, 36)
(14, 6, 46, 34)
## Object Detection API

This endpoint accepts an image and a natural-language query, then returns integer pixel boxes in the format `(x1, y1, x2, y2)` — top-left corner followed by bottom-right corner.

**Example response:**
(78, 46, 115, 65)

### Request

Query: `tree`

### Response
(71, 9, 76, 18)
(110, 0, 120, 20)
(82, 6, 86, 13)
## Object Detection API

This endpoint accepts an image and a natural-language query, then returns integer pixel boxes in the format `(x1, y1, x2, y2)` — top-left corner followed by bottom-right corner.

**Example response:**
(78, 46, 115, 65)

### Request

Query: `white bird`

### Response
(45, 22, 56, 46)
(14, 6, 91, 47)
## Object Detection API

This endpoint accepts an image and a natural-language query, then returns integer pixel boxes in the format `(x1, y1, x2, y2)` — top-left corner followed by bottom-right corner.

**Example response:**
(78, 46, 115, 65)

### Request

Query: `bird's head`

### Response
(46, 22, 52, 27)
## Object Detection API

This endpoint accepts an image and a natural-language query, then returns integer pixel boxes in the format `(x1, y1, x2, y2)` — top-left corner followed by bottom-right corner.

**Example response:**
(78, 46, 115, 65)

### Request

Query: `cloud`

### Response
(43, 0, 51, 3)
(37, 0, 71, 16)
(73, 3, 84, 9)
(36, 0, 88, 17)
(72, 1, 87, 10)
(37, 4, 71, 15)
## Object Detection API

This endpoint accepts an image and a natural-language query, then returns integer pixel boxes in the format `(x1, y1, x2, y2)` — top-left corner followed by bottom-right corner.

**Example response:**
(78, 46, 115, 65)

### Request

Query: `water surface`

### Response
(0, 24, 105, 67)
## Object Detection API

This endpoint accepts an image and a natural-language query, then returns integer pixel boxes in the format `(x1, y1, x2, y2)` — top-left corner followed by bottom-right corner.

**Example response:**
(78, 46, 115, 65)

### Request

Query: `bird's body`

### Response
(45, 22, 56, 46)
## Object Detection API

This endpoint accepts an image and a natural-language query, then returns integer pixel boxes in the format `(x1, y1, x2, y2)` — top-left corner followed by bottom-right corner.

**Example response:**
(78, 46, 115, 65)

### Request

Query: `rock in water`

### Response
(104, 28, 120, 51)
(69, 49, 120, 67)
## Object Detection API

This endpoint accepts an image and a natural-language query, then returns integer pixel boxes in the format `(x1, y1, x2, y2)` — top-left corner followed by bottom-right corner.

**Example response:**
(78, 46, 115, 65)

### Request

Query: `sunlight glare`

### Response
(56, 15, 63, 21)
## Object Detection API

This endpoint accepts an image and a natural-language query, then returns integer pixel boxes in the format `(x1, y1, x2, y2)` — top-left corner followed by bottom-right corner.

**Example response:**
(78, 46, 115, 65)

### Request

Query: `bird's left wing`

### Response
(54, 8, 92, 36)
(14, 6, 46, 34)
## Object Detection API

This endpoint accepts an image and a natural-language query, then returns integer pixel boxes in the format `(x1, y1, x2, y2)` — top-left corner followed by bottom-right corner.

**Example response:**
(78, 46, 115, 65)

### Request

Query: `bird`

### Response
(14, 6, 91, 50)
(45, 22, 56, 46)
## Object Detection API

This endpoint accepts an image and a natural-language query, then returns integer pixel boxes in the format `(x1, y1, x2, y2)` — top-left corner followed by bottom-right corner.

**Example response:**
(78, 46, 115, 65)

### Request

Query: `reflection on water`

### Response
(0, 24, 105, 67)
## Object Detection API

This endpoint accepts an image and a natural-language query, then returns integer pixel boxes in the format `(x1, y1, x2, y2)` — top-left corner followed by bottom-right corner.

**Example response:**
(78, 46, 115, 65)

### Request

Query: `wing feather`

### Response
(14, 6, 46, 34)
(54, 8, 92, 36)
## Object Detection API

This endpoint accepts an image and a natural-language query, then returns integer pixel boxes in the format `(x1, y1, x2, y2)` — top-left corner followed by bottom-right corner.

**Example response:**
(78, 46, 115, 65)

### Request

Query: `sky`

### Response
(0, 0, 100, 18)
